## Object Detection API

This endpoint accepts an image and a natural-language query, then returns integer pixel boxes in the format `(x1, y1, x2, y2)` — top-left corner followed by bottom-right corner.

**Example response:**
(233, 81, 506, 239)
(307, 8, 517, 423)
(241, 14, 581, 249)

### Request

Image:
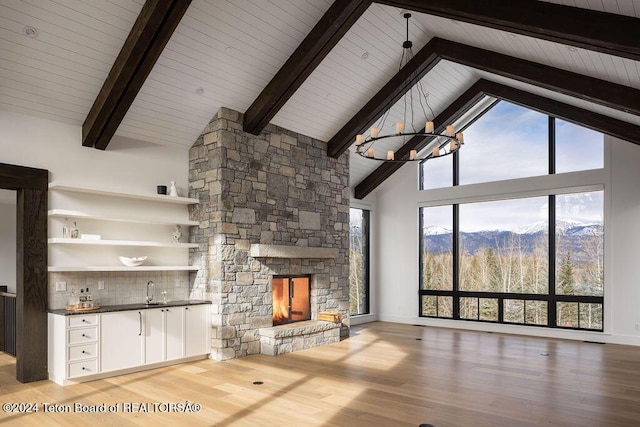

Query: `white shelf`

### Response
(48, 266, 199, 272)
(49, 182, 199, 205)
(48, 209, 199, 226)
(48, 238, 199, 248)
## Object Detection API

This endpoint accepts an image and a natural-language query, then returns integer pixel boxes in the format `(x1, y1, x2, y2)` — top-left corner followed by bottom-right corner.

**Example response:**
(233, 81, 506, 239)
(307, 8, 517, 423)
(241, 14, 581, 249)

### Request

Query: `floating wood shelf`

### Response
(49, 182, 199, 205)
(48, 209, 199, 226)
(47, 266, 199, 272)
(48, 238, 199, 248)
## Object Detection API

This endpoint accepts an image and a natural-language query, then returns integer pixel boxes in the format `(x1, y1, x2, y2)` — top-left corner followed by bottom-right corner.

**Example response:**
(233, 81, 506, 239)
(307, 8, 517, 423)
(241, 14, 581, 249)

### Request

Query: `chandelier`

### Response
(354, 13, 464, 162)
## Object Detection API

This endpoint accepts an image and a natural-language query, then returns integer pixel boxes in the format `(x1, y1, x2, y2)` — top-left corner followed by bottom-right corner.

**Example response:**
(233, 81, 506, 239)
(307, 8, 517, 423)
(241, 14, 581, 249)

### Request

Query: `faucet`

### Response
(146, 281, 154, 304)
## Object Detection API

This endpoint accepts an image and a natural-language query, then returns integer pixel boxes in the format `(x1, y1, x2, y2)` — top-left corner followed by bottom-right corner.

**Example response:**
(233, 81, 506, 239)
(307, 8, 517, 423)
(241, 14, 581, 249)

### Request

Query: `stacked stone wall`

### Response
(188, 108, 350, 360)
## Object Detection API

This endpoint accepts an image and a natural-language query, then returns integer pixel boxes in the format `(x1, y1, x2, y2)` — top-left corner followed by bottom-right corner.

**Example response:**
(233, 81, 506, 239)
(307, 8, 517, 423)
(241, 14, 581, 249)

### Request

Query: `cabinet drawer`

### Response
(67, 359, 98, 378)
(68, 315, 98, 328)
(67, 327, 98, 344)
(68, 343, 98, 361)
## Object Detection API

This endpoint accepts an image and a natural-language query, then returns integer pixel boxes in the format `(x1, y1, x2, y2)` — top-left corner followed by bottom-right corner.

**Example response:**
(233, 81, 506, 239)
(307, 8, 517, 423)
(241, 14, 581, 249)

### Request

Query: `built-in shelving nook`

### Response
(47, 182, 199, 272)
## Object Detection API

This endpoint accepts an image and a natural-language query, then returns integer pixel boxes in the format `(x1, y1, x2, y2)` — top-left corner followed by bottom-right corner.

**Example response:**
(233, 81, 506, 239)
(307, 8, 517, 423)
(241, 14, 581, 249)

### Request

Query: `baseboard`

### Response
(378, 314, 640, 346)
(49, 354, 210, 386)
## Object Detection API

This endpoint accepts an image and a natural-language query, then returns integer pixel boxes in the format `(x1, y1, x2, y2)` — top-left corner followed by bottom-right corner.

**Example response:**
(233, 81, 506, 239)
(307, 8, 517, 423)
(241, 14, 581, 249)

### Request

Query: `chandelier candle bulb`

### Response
(367, 147, 374, 157)
(450, 140, 458, 151)
(355, 134, 364, 145)
(387, 151, 395, 160)
(410, 150, 417, 160)
(426, 121, 434, 133)
(396, 122, 405, 134)
(371, 127, 380, 138)
(432, 147, 440, 156)
(446, 125, 455, 137)
(456, 132, 464, 143)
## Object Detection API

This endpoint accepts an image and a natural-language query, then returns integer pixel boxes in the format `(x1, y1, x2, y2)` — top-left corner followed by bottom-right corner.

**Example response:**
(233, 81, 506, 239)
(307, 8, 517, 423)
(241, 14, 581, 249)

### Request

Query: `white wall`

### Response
(370, 136, 640, 346)
(0, 192, 16, 293)
(0, 110, 188, 193)
(0, 110, 191, 305)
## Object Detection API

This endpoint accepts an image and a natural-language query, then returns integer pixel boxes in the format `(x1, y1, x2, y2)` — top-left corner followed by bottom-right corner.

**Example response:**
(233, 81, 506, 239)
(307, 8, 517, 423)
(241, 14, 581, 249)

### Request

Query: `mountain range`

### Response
(423, 220, 603, 258)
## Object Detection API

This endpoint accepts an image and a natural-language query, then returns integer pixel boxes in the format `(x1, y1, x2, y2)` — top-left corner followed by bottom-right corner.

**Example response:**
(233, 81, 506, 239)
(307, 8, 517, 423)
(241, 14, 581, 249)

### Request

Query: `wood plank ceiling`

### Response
(0, 0, 639, 195)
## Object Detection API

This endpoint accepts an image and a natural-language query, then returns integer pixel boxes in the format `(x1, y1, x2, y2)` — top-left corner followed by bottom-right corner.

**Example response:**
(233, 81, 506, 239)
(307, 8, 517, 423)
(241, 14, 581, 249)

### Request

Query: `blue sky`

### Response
(421, 101, 604, 232)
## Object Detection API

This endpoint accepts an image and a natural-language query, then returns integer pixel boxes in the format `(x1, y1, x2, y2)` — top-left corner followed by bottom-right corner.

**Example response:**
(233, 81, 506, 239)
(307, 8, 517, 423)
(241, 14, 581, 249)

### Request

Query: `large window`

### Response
(421, 102, 604, 190)
(350, 208, 370, 315)
(419, 101, 604, 331)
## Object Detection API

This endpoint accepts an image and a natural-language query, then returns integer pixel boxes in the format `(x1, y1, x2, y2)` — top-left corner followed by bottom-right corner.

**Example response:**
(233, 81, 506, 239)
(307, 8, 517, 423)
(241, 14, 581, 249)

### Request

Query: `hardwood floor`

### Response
(2, 322, 640, 426)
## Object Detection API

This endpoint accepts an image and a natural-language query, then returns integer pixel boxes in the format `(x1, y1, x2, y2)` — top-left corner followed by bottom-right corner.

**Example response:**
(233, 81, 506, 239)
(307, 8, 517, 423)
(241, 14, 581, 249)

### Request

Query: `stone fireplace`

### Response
(188, 107, 350, 361)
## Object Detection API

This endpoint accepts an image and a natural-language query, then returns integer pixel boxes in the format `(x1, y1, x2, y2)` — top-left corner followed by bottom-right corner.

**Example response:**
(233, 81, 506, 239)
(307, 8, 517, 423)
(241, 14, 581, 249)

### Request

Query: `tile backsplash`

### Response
(48, 271, 202, 310)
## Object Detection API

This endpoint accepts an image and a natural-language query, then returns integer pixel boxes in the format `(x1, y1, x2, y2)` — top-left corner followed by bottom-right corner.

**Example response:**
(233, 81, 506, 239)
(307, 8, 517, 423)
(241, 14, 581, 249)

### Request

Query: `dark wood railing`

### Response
(1, 287, 17, 357)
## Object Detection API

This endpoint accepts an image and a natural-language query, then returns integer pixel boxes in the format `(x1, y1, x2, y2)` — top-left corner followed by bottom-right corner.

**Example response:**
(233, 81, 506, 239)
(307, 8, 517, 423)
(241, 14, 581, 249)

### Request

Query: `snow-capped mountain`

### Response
(423, 219, 602, 255)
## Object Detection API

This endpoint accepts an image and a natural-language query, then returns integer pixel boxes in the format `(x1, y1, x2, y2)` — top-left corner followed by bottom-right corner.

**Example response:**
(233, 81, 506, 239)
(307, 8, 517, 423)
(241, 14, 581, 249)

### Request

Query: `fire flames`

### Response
(272, 279, 290, 324)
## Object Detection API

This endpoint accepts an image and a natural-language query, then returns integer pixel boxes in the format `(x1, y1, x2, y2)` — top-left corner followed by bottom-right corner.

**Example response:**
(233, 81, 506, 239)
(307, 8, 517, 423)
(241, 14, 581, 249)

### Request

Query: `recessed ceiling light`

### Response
(567, 46, 578, 53)
(196, 87, 205, 95)
(225, 46, 234, 54)
(23, 26, 38, 38)
(360, 51, 369, 60)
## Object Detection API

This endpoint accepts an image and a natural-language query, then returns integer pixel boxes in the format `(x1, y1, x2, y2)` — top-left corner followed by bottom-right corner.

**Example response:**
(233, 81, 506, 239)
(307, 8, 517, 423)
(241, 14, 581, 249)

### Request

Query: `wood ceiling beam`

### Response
(82, 0, 191, 150)
(242, 0, 372, 136)
(434, 38, 640, 118)
(354, 78, 640, 199)
(354, 79, 486, 199)
(480, 80, 640, 147)
(327, 38, 441, 158)
(375, 0, 640, 61)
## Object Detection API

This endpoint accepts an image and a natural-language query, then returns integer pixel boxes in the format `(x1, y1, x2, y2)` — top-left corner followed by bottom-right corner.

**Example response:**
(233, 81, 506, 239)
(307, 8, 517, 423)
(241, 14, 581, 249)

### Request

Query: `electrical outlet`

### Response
(98, 280, 105, 290)
(175, 279, 181, 288)
(55, 281, 67, 292)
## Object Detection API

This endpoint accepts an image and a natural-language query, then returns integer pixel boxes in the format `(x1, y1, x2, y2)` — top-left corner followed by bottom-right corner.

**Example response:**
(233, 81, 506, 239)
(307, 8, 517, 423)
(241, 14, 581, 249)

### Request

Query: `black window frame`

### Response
(418, 101, 604, 332)
(349, 207, 370, 316)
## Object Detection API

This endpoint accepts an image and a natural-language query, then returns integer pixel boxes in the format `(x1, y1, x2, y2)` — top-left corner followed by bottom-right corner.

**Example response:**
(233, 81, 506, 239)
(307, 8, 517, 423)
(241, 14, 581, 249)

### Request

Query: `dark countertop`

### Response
(49, 299, 211, 316)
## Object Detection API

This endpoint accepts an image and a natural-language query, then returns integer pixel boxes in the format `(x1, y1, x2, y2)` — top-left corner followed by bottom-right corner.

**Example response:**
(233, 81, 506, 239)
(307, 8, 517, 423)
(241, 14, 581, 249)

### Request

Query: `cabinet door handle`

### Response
(82, 333, 87, 338)
(138, 312, 142, 336)
(82, 350, 86, 354)
(185, 307, 189, 311)
(82, 319, 87, 323)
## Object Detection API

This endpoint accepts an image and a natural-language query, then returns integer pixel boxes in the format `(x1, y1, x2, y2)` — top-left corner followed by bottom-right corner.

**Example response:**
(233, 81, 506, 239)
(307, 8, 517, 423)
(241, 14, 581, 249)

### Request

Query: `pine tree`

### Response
(558, 250, 575, 295)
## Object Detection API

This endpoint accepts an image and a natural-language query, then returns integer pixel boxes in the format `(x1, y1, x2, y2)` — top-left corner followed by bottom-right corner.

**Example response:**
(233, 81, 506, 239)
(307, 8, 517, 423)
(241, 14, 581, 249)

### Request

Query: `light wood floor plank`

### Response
(2, 322, 640, 426)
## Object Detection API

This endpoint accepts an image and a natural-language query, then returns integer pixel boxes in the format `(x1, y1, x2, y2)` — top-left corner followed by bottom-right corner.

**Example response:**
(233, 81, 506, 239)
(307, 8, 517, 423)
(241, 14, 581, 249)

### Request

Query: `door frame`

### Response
(0, 162, 48, 382)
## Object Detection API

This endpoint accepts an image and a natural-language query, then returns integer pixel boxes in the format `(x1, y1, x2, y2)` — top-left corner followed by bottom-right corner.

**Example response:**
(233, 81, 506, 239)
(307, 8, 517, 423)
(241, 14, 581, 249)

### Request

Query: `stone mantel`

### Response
(250, 244, 339, 259)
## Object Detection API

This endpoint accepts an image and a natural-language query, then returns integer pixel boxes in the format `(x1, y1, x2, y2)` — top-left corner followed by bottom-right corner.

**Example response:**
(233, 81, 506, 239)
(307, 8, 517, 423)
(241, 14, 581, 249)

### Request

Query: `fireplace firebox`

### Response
(272, 275, 311, 326)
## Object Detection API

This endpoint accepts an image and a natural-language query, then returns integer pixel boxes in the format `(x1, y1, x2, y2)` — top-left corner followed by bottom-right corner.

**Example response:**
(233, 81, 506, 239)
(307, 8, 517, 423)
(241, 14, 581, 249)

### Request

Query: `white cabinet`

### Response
(48, 182, 199, 272)
(143, 307, 184, 363)
(165, 306, 184, 360)
(48, 304, 210, 385)
(100, 311, 144, 372)
(144, 308, 165, 364)
(48, 313, 100, 384)
(185, 305, 210, 357)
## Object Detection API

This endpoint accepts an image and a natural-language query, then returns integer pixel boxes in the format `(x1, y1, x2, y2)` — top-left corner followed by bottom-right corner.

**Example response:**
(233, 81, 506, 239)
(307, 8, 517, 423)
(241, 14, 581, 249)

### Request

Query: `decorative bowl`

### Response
(118, 256, 147, 267)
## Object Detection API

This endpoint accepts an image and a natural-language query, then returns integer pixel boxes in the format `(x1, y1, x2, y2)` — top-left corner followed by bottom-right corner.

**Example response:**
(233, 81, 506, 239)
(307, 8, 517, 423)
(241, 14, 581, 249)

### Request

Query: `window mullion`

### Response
(453, 204, 460, 320)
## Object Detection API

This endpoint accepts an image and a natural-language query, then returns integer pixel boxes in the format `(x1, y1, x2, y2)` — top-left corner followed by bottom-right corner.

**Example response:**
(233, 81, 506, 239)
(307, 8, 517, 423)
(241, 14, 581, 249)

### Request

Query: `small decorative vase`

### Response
(172, 225, 182, 243)
(168, 181, 178, 197)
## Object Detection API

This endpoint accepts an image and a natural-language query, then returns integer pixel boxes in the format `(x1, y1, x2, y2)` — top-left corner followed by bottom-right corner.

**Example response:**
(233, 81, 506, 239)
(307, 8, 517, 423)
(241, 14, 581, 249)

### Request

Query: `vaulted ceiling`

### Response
(1, 0, 639, 198)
